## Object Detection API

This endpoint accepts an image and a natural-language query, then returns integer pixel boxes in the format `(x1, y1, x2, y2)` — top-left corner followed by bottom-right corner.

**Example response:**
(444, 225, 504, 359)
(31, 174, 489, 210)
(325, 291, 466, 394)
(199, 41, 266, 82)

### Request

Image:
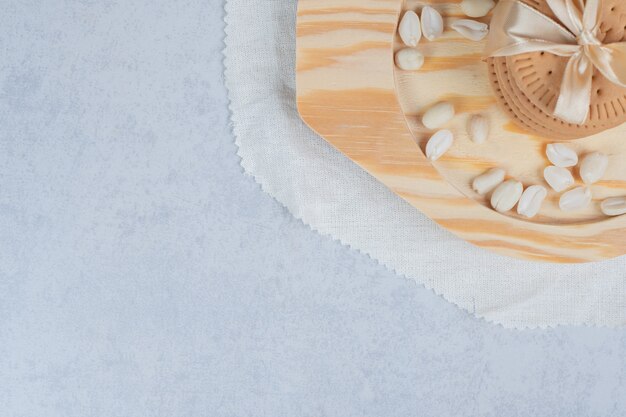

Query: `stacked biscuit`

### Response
(486, 0, 626, 140)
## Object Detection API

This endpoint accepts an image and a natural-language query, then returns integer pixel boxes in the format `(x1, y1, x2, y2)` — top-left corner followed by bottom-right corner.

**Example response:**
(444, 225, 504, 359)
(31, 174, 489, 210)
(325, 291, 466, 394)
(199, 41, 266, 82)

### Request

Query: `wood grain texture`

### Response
(296, 0, 626, 263)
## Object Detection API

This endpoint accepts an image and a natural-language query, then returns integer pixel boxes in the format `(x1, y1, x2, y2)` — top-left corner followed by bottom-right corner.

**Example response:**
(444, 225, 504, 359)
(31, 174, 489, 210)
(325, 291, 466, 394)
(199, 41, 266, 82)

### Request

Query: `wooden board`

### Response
(296, 0, 626, 263)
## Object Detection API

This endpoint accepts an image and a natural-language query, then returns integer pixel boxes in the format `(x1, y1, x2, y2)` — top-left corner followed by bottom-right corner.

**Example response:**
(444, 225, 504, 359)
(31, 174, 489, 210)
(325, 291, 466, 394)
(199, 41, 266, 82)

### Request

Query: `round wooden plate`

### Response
(295, 0, 626, 263)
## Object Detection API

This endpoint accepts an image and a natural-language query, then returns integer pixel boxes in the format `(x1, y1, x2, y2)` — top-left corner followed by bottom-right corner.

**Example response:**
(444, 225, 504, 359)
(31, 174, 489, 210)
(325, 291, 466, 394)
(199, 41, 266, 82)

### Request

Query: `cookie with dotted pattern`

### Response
(487, 0, 626, 140)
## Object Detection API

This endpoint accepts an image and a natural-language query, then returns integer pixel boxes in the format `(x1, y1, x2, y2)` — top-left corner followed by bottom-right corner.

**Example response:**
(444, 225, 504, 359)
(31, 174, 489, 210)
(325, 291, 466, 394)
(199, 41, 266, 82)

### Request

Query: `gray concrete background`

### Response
(1, 1, 626, 416)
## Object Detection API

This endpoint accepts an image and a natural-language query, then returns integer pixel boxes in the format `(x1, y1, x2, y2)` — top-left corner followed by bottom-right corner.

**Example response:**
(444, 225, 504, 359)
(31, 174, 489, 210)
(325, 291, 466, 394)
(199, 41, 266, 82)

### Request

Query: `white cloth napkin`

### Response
(224, 0, 626, 328)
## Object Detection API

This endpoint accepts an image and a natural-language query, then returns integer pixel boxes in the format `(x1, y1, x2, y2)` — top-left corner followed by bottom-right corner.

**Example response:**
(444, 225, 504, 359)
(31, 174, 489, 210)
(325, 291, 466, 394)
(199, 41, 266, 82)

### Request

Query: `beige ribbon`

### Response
(486, 0, 626, 125)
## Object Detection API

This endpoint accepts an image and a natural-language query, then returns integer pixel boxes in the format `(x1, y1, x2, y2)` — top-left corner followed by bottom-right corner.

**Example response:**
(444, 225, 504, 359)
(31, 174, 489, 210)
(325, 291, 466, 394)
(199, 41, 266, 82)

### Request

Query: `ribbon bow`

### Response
(486, 0, 626, 125)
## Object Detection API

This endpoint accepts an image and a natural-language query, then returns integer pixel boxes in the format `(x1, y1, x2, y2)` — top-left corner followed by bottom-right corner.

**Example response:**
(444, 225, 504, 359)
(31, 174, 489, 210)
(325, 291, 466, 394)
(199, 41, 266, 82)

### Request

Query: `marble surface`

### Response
(1, 1, 626, 416)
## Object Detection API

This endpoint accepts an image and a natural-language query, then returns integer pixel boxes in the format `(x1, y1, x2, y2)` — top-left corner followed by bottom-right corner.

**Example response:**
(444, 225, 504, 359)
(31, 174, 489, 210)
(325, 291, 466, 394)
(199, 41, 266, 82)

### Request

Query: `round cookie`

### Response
(497, 55, 584, 139)
(487, 0, 626, 140)
(490, 54, 582, 139)
(488, 57, 569, 139)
